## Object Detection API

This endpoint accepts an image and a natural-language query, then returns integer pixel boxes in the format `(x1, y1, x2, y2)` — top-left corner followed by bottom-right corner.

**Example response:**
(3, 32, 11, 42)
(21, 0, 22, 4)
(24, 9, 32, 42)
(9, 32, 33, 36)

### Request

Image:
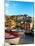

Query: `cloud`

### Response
(5, 3, 9, 7)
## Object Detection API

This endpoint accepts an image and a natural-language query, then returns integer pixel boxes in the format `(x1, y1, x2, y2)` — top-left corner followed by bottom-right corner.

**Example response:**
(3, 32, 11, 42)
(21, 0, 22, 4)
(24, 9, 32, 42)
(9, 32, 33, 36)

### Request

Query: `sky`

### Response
(5, 0, 34, 16)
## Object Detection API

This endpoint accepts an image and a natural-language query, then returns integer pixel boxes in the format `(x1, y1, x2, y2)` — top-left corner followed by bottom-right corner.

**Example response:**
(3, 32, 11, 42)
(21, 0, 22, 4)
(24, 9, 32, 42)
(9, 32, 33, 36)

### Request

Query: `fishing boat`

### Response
(5, 30, 20, 45)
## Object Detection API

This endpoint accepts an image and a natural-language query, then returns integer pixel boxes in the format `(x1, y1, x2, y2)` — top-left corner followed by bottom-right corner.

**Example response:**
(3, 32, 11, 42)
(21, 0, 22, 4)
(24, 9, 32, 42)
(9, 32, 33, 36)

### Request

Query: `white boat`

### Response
(5, 32, 20, 45)
(6, 37, 20, 45)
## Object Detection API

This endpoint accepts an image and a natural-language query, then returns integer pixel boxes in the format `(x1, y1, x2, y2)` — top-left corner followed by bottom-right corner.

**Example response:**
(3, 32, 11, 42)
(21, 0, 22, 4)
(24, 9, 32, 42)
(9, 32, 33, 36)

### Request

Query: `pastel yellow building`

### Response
(5, 16, 16, 29)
